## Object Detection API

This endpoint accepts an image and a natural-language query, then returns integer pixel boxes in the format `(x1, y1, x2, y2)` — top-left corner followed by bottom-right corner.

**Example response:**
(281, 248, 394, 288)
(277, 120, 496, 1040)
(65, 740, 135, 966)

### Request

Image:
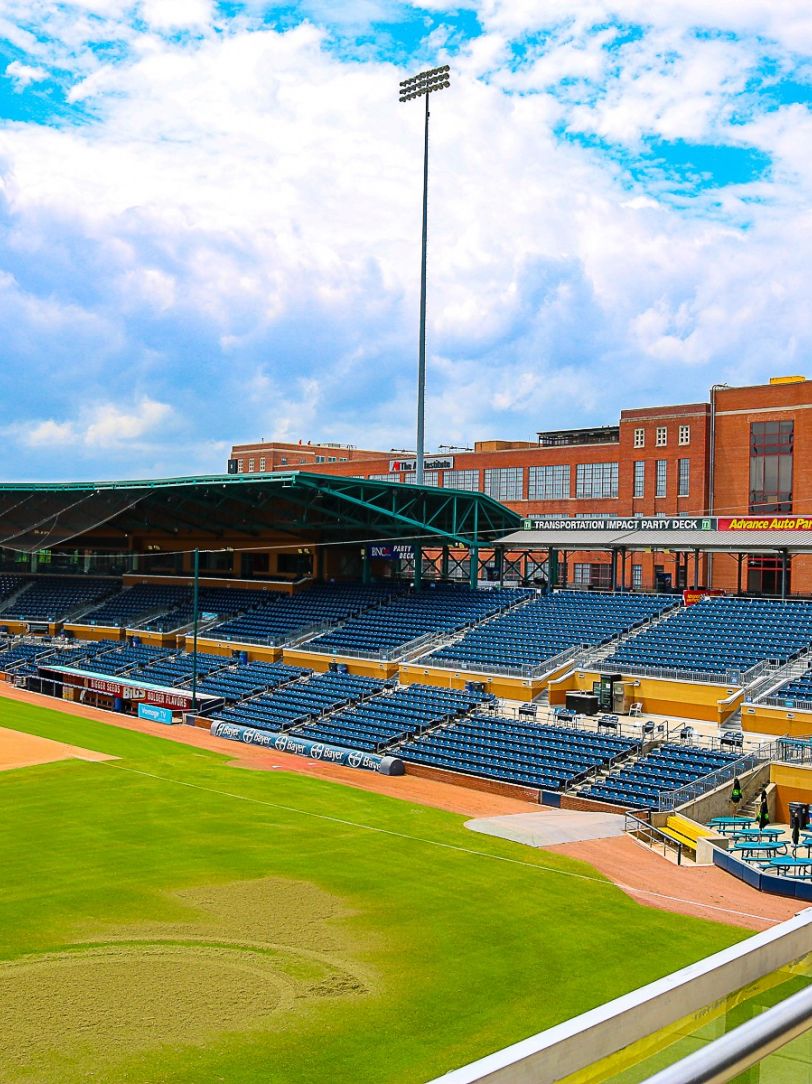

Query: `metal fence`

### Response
(420, 642, 588, 680)
(624, 810, 683, 865)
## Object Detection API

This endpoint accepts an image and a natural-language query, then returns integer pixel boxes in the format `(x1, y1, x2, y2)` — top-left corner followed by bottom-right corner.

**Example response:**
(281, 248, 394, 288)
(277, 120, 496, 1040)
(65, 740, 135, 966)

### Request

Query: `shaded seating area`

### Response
(217, 671, 385, 733)
(294, 683, 487, 753)
(135, 587, 271, 633)
(303, 586, 530, 658)
(0, 577, 116, 622)
(604, 596, 812, 680)
(427, 591, 676, 672)
(581, 743, 742, 809)
(80, 583, 189, 628)
(396, 714, 639, 790)
(211, 583, 400, 644)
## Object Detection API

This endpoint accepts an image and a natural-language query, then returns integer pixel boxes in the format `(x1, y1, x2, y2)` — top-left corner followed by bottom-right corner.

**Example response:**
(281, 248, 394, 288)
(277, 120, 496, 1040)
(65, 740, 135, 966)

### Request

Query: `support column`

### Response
(781, 549, 788, 600)
(316, 545, 325, 582)
(736, 553, 744, 596)
(610, 549, 617, 592)
(693, 548, 700, 589)
(494, 546, 505, 587)
(469, 546, 479, 589)
(548, 549, 559, 589)
(361, 547, 372, 584)
(441, 545, 449, 582)
(412, 544, 423, 590)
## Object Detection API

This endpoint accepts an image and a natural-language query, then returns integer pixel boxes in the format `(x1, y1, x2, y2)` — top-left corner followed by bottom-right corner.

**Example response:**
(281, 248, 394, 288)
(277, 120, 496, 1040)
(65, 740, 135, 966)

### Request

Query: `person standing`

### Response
(731, 776, 742, 807)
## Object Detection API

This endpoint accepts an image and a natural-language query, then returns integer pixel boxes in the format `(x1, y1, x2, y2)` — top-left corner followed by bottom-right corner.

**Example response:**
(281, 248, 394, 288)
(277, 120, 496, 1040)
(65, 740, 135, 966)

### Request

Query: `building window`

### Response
(678, 458, 690, 497)
(633, 461, 645, 499)
(368, 473, 400, 482)
(315, 455, 325, 463)
(528, 465, 570, 500)
(634, 428, 645, 448)
(656, 426, 667, 447)
(750, 421, 793, 513)
(575, 462, 618, 499)
(403, 471, 439, 486)
(237, 459, 244, 473)
(678, 425, 690, 446)
(247, 459, 255, 472)
(444, 469, 480, 491)
(484, 468, 524, 502)
(573, 563, 611, 588)
(632, 564, 643, 589)
(655, 459, 667, 498)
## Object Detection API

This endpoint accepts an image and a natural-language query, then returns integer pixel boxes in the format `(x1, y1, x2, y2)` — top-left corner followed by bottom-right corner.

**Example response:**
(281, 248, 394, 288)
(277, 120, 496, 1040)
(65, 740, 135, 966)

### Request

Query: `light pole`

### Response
(399, 64, 450, 485)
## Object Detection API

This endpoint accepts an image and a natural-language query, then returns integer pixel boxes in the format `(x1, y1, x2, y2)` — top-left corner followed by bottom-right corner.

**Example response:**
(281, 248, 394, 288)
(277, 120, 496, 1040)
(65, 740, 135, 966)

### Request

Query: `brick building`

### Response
(230, 376, 812, 595)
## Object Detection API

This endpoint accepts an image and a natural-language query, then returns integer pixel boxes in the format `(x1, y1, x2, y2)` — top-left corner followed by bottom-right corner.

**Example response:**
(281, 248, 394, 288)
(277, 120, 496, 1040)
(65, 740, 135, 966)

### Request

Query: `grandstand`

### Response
(0, 576, 115, 623)
(294, 683, 487, 752)
(397, 714, 641, 790)
(193, 661, 309, 702)
(426, 590, 677, 674)
(216, 670, 384, 732)
(210, 583, 400, 645)
(580, 742, 744, 809)
(300, 585, 530, 659)
(603, 596, 812, 682)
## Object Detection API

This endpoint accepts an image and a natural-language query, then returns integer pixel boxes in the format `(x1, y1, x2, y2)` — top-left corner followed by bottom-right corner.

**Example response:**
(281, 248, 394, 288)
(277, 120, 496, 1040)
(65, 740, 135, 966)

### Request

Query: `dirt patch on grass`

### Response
(0, 877, 371, 1082)
(0, 724, 115, 772)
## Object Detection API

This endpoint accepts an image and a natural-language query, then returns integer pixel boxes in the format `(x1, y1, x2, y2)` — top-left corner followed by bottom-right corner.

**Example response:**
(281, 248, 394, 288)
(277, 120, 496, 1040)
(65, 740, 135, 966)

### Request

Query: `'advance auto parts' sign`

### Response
(717, 516, 812, 530)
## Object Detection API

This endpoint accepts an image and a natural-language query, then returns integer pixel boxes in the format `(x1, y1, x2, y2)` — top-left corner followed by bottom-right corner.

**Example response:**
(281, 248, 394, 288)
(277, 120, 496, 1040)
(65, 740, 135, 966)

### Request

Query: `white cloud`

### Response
(5, 59, 49, 89)
(15, 398, 175, 450)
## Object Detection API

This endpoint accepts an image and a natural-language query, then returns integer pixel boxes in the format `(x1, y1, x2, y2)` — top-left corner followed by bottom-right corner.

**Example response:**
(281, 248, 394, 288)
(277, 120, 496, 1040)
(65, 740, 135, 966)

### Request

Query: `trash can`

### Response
(789, 801, 809, 830)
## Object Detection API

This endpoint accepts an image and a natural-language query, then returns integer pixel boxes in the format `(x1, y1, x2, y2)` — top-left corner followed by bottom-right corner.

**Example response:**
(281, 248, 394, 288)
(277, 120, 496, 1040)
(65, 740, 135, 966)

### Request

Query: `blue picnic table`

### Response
(709, 817, 753, 835)
(731, 841, 788, 861)
(767, 856, 812, 877)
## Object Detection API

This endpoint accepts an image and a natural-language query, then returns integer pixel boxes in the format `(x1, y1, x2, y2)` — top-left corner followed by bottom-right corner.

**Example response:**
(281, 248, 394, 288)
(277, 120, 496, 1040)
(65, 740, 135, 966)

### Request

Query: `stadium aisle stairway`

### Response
(580, 743, 742, 809)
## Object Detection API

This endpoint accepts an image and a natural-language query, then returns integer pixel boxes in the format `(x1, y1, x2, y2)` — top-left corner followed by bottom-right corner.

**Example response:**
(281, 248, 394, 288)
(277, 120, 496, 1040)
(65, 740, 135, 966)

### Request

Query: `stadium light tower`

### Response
(399, 64, 451, 485)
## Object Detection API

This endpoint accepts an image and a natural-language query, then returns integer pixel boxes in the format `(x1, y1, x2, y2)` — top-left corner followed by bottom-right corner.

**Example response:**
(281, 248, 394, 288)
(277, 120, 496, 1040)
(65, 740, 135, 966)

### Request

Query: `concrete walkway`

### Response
(465, 808, 626, 848)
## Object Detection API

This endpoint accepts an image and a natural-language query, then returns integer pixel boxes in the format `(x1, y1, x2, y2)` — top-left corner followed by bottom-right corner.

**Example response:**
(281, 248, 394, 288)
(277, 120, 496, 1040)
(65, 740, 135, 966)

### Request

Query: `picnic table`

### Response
(731, 841, 788, 861)
(730, 828, 782, 841)
(767, 856, 812, 878)
(709, 817, 753, 835)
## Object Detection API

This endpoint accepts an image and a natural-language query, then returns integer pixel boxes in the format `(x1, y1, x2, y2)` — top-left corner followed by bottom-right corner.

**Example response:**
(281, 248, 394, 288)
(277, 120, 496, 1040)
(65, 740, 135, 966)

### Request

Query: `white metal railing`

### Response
(420, 642, 588, 680)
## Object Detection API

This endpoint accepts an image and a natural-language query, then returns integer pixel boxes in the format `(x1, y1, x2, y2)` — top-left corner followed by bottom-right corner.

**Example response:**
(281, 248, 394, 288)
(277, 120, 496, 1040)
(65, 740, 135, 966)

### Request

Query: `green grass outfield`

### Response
(0, 696, 746, 1084)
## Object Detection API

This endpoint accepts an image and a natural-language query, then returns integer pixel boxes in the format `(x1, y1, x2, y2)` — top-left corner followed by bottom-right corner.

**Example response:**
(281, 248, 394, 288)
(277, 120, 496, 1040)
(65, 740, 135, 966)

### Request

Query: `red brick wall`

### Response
(404, 762, 540, 803)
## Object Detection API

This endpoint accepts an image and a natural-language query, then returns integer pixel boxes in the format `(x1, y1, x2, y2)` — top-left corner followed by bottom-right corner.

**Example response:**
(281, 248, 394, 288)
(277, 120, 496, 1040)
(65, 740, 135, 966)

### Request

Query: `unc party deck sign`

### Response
(209, 721, 405, 776)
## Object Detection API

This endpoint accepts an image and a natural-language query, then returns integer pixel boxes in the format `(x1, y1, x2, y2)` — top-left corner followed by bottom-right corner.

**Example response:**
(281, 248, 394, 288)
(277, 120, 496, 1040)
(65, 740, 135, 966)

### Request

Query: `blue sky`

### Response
(0, 1, 811, 480)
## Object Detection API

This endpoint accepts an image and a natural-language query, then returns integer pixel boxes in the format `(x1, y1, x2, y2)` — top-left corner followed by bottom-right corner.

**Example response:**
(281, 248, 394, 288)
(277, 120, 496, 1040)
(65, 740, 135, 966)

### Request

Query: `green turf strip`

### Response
(0, 697, 746, 1084)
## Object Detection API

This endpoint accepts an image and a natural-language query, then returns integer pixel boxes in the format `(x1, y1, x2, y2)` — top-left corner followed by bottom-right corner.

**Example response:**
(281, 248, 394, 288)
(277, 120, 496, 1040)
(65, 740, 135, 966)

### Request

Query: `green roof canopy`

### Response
(0, 472, 521, 552)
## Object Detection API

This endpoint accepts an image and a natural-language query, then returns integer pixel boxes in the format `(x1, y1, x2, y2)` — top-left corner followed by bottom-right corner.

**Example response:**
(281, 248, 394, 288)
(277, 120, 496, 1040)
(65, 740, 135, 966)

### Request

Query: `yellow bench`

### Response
(661, 814, 714, 851)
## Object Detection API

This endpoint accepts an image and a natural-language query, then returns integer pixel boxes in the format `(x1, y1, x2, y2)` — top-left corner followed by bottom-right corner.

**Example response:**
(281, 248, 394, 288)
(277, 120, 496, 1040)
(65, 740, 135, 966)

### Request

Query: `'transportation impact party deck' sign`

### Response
(209, 721, 405, 775)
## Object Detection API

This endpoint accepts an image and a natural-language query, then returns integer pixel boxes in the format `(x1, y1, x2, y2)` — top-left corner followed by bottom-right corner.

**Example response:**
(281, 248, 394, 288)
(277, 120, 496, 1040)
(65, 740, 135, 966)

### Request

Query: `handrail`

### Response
(640, 981, 812, 1084)
(624, 810, 683, 865)
(419, 642, 587, 679)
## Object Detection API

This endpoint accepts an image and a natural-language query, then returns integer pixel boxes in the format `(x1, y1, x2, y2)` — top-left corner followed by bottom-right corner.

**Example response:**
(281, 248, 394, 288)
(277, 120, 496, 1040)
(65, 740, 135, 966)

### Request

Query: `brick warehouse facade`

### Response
(230, 376, 812, 596)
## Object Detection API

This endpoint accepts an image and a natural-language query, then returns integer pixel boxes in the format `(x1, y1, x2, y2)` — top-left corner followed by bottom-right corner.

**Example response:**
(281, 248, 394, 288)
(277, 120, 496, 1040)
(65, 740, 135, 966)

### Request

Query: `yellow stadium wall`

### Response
(122, 573, 299, 596)
(397, 662, 547, 701)
(548, 669, 743, 723)
(190, 637, 282, 663)
(282, 648, 399, 680)
(742, 703, 812, 738)
(769, 764, 812, 822)
(64, 624, 124, 643)
(0, 620, 30, 636)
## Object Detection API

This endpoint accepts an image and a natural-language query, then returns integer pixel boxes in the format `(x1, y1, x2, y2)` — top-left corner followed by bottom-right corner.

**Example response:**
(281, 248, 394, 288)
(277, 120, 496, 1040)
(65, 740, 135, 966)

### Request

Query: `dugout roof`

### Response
(0, 472, 521, 551)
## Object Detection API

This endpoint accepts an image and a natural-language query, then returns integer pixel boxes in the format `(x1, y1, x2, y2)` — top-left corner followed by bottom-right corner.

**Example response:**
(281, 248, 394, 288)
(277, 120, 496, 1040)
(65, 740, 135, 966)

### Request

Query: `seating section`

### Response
(192, 661, 309, 703)
(0, 576, 28, 607)
(217, 671, 385, 732)
(428, 591, 676, 672)
(295, 684, 487, 752)
(581, 743, 742, 809)
(81, 584, 190, 628)
(73, 644, 174, 675)
(211, 584, 400, 644)
(0, 643, 52, 674)
(136, 587, 271, 632)
(0, 577, 115, 622)
(135, 652, 228, 687)
(396, 714, 639, 790)
(304, 586, 530, 658)
(769, 665, 812, 708)
(605, 597, 812, 678)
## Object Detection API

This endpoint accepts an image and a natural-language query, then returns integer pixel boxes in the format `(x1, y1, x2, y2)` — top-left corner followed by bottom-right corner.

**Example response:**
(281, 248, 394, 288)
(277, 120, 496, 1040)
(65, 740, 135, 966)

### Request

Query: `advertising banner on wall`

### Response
(717, 516, 812, 531)
(389, 456, 454, 472)
(209, 721, 405, 775)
